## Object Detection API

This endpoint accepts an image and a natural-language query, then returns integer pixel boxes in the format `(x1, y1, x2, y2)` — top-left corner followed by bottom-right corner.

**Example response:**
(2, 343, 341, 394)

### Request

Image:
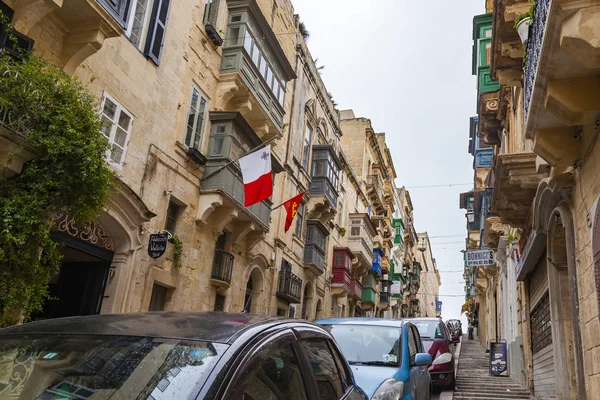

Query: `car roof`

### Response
(316, 317, 405, 327)
(0, 312, 298, 344)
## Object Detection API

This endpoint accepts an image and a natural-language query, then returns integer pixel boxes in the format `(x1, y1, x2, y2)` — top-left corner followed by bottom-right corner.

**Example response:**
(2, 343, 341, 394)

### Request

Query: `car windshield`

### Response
(323, 325, 401, 366)
(0, 334, 228, 399)
(413, 321, 444, 339)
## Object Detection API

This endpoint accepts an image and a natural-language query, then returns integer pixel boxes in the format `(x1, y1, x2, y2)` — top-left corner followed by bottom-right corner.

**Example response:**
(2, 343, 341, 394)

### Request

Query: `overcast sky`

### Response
(292, 0, 485, 323)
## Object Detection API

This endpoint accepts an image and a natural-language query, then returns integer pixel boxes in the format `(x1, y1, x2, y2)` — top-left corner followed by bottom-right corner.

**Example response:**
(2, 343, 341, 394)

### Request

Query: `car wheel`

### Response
(447, 373, 456, 390)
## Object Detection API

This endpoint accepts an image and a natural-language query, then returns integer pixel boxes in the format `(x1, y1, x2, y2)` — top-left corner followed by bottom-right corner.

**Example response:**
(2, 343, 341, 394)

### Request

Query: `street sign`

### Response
(466, 249, 495, 267)
(489, 340, 508, 376)
(148, 233, 168, 259)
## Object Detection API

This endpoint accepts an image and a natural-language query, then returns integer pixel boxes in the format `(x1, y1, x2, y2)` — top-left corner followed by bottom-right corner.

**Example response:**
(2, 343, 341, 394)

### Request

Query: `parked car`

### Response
(409, 317, 458, 390)
(445, 321, 461, 343)
(317, 317, 433, 400)
(0, 312, 368, 399)
(447, 319, 463, 337)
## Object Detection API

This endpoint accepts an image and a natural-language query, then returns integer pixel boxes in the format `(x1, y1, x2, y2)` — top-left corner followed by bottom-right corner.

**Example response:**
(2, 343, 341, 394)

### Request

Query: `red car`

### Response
(408, 318, 458, 390)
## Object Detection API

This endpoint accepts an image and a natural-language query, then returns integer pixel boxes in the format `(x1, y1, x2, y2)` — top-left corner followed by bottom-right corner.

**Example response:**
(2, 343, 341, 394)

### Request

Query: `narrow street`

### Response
(452, 336, 531, 400)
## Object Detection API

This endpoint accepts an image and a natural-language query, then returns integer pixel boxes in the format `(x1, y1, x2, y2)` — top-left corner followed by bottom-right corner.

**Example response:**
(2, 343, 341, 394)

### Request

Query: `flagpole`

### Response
(199, 135, 280, 183)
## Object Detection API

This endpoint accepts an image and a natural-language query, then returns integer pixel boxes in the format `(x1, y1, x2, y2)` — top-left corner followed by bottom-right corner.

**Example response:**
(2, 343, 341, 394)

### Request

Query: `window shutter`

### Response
(145, 0, 171, 65)
(98, 0, 130, 27)
(207, 0, 220, 25)
(0, 1, 14, 50)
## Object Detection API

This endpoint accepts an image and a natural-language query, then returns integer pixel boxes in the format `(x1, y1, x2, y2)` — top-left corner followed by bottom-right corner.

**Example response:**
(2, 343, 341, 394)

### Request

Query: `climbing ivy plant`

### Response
(0, 54, 114, 326)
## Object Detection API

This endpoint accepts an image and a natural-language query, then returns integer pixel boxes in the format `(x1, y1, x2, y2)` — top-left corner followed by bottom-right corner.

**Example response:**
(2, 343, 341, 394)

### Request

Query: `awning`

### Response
(461, 299, 473, 314)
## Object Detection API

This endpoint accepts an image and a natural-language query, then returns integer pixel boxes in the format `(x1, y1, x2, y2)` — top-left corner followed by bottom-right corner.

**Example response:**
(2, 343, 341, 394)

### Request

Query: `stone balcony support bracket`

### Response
(11, 0, 124, 73)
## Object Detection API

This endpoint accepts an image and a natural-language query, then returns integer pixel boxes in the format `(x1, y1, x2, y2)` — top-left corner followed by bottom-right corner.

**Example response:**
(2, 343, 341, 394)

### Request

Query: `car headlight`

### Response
(371, 378, 404, 400)
(432, 352, 453, 365)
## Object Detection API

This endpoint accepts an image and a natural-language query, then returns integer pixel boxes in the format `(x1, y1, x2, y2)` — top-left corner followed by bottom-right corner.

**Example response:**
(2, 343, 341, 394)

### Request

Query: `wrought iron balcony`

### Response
(380, 292, 390, 304)
(349, 280, 362, 300)
(210, 250, 234, 288)
(524, 0, 550, 123)
(276, 270, 302, 303)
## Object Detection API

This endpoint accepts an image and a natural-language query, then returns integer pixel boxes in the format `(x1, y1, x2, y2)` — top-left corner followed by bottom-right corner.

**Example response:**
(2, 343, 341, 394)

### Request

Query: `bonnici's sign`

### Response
(466, 249, 495, 267)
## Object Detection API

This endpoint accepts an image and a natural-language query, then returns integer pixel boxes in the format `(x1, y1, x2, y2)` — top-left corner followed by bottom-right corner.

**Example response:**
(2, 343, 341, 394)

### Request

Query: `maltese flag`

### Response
(238, 145, 273, 207)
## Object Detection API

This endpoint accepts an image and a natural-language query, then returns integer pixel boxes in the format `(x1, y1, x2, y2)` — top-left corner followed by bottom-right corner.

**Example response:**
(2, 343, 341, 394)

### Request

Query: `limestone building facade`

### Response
(0, 0, 417, 324)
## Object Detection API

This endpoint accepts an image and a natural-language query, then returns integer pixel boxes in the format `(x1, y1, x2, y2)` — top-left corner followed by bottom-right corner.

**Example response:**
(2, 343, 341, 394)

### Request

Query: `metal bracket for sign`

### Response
(160, 230, 173, 240)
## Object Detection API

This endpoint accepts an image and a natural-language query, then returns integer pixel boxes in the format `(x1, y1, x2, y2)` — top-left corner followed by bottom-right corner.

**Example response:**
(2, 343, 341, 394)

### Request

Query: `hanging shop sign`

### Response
(148, 233, 168, 259)
(489, 340, 508, 376)
(465, 249, 495, 267)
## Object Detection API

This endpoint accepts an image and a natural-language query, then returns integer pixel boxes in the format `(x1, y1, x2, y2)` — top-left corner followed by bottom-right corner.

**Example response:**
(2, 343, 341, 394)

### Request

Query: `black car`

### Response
(0, 312, 368, 399)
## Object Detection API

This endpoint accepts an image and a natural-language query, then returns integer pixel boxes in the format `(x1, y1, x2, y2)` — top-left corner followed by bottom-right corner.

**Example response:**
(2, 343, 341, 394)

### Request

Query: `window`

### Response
(324, 324, 401, 367)
(295, 202, 305, 238)
(299, 340, 344, 399)
(100, 94, 133, 167)
(144, 0, 172, 64)
(302, 124, 312, 171)
(214, 293, 225, 311)
(148, 283, 168, 311)
(164, 200, 180, 233)
(123, 0, 171, 64)
(98, 0, 131, 27)
(126, 0, 152, 48)
(184, 86, 208, 149)
(203, 0, 219, 24)
(235, 343, 308, 400)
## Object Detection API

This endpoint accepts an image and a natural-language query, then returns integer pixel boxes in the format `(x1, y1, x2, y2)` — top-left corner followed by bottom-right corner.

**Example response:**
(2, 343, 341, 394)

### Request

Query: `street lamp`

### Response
(466, 210, 475, 223)
(417, 236, 426, 253)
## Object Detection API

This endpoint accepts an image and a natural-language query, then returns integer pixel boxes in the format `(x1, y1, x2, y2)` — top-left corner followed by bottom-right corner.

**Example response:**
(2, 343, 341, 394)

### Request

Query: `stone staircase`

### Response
(453, 336, 531, 400)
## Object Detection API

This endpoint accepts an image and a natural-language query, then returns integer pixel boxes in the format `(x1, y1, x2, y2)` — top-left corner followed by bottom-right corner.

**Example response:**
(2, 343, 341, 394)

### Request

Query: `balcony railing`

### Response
(524, 0, 550, 122)
(210, 250, 234, 287)
(276, 270, 302, 303)
(380, 292, 390, 304)
(349, 280, 362, 299)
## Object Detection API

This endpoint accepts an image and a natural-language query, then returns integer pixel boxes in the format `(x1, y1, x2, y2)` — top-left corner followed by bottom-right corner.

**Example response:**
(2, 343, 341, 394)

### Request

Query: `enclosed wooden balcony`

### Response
(331, 248, 354, 296)
(198, 113, 283, 250)
(214, 0, 295, 141)
(303, 220, 329, 276)
(8, 0, 123, 74)
(347, 213, 376, 275)
(524, 0, 600, 172)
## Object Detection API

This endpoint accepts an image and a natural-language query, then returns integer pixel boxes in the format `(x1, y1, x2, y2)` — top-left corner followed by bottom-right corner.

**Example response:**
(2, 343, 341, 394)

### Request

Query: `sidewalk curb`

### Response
(438, 336, 463, 400)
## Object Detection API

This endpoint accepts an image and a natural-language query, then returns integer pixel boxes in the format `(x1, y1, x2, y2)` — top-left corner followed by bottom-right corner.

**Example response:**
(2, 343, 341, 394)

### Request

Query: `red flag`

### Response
(239, 145, 272, 207)
(283, 192, 305, 233)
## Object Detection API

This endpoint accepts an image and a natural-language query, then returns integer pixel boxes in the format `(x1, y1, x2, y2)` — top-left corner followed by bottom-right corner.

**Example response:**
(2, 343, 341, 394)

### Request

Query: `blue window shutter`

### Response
(98, 0, 130, 28)
(145, 0, 171, 65)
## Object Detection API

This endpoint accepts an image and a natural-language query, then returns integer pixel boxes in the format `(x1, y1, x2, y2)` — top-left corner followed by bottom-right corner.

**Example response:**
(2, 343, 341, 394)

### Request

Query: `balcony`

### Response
(199, 113, 283, 249)
(490, 0, 529, 86)
(210, 250, 234, 289)
(371, 248, 384, 278)
(9, 0, 123, 74)
(366, 174, 385, 207)
(361, 287, 377, 306)
(380, 292, 390, 307)
(331, 247, 354, 296)
(524, 0, 600, 172)
(215, 0, 295, 140)
(384, 180, 393, 200)
(309, 145, 340, 208)
(349, 280, 362, 300)
(276, 270, 302, 303)
(304, 220, 329, 276)
(490, 153, 548, 228)
(348, 213, 376, 275)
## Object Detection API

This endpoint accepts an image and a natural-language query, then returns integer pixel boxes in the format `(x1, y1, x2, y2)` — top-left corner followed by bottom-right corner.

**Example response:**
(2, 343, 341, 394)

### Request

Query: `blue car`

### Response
(317, 318, 433, 400)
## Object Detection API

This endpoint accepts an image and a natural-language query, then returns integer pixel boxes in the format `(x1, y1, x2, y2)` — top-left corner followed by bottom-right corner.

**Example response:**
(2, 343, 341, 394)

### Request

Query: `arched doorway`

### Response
(34, 216, 116, 319)
(315, 299, 323, 320)
(302, 282, 313, 320)
(243, 266, 264, 314)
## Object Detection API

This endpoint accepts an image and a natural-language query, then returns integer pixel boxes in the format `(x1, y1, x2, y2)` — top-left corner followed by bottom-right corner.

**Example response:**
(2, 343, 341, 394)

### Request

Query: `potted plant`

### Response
(515, 16, 532, 45)
(515, 2, 535, 45)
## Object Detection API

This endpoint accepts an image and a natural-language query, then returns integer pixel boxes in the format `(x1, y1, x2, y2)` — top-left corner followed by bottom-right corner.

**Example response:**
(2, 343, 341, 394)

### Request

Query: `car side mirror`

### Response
(414, 353, 432, 367)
